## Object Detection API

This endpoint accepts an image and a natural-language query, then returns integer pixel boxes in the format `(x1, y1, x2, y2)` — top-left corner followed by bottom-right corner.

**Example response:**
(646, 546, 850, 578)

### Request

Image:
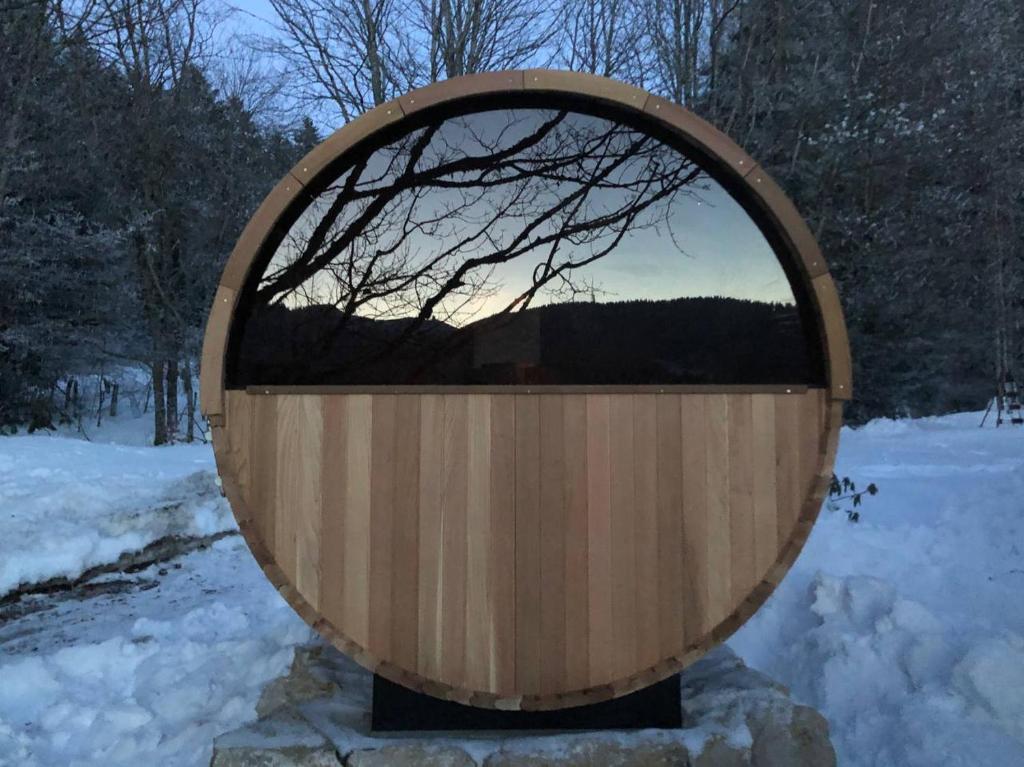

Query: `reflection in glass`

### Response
(232, 106, 814, 386)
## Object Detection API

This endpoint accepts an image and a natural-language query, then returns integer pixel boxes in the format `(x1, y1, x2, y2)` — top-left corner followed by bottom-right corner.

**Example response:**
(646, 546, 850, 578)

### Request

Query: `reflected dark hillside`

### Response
(233, 296, 811, 386)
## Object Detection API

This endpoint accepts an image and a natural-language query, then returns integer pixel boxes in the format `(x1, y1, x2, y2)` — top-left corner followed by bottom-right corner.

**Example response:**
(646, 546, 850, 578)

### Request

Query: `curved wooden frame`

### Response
(200, 70, 851, 710)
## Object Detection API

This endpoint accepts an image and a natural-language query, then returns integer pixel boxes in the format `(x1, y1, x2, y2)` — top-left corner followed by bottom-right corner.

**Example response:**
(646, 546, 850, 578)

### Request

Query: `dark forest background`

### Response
(235, 297, 813, 386)
(2, 0, 1022, 443)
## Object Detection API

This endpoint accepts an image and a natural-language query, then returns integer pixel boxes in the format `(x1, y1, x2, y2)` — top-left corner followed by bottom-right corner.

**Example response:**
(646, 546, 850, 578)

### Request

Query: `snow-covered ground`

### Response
(1, 410, 1022, 766)
(732, 411, 1024, 766)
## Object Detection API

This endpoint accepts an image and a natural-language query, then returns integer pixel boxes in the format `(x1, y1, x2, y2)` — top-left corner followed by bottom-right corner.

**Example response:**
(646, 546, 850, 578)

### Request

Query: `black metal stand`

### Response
(371, 674, 682, 732)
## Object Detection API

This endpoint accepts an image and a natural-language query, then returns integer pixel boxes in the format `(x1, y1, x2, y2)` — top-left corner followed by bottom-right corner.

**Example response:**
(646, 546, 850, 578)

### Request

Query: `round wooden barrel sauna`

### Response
(199, 70, 850, 711)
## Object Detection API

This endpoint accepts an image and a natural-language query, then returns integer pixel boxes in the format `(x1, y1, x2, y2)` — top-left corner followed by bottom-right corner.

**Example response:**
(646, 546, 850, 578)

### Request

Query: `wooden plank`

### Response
(369, 395, 397, 659)
(679, 396, 708, 642)
(274, 397, 321, 606)
(488, 395, 517, 694)
(390, 396, 421, 673)
(774, 394, 802, 547)
(562, 394, 590, 691)
(514, 394, 542, 694)
(800, 391, 825, 504)
(727, 395, 755, 604)
(750, 394, 778, 578)
(655, 395, 684, 658)
(608, 395, 637, 681)
(524, 69, 648, 109)
(538, 395, 567, 694)
(199, 285, 235, 417)
(249, 394, 279, 555)
(320, 396, 348, 628)
(633, 395, 660, 669)
(812, 274, 853, 400)
(744, 164, 829, 279)
(585, 395, 613, 686)
(417, 395, 445, 680)
(343, 395, 373, 648)
(465, 395, 493, 691)
(704, 394, 731, 628)
(440, 396, 469, 687)
(220, 392, 253, 516)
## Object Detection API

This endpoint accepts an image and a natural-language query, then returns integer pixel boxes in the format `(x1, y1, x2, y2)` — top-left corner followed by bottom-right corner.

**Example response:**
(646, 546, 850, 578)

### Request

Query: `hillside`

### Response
(231, 295, 817, 386)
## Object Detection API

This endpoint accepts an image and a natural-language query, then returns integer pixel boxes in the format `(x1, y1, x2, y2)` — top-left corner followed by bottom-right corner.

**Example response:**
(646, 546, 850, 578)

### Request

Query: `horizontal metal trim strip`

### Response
(242, 384, 815, 395)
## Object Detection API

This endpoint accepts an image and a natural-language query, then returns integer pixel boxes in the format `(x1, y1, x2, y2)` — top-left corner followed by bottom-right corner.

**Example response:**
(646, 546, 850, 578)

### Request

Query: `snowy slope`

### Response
(0, 430, 232, 598)
(0, 537, 312, 767)
(730, 411, 1024, 766)
(1, 411, 1022, 766)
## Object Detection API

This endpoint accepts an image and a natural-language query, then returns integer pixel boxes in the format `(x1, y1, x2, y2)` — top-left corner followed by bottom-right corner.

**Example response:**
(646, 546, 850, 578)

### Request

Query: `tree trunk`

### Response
(165, 358, 179, 441)
(153, 361, 168, 446)
(110, 382, 119, 418)
(96, 376, 106, 428)
(63, 377, 75, 413)
(182, 358, 196, 443)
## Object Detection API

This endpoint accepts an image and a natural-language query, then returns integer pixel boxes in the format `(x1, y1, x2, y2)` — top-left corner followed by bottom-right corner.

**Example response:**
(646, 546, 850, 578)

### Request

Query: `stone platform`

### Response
(211, 644, 835, 767)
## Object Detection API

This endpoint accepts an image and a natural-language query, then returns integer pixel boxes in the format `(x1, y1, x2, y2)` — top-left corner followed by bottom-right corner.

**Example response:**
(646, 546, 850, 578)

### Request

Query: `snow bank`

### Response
(730, 411, 1024, 766)
(0, 432, 232, 598)
(0, 537, 313, 767)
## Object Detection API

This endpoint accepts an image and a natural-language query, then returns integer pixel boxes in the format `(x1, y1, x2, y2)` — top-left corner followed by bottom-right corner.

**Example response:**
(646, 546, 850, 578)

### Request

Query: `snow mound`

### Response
(0, 434, 233, 598)
(731, 410, 1024, 766)
(0, 538, 313, 767)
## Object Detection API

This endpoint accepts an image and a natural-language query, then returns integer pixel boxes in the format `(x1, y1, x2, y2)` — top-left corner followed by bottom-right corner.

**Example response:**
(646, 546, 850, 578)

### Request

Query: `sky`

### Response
(234, 45, 798, 319)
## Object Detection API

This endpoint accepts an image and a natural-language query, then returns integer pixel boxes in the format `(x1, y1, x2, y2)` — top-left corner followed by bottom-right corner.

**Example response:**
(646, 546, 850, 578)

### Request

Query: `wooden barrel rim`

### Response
(199, 70, 850, 710)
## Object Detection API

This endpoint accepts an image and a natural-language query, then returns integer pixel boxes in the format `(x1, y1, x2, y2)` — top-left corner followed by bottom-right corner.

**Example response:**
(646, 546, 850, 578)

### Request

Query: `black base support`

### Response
(371, 674, 682, 732)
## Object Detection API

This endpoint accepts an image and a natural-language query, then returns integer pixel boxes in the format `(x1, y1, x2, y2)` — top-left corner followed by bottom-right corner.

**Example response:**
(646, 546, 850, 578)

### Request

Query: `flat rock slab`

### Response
(210, 644, 835, 767)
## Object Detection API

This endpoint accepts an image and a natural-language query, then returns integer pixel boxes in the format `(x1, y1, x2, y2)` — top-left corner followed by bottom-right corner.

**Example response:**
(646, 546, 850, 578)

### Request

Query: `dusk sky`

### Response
(262, 106, 796, 325)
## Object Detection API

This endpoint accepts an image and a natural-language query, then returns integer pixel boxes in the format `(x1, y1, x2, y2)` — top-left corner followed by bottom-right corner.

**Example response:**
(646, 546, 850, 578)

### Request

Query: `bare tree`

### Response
(556, 0, 643, 81)
(211, 37, 290, 124)
(640, 0, 741, 105)
(253, 0, 409, 123)
(242, 108, 706, 381)
(91, 0, 216, 444)
(409, 0, 558, 82)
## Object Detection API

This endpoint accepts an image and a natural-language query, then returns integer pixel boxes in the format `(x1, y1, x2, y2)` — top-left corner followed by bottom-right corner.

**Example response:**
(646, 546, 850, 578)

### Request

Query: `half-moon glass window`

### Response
(228, 96, 824, 387)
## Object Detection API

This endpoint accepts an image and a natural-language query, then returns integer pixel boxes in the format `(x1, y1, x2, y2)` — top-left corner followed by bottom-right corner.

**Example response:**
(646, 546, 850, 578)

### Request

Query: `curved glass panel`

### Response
(229, 103, 819, 386)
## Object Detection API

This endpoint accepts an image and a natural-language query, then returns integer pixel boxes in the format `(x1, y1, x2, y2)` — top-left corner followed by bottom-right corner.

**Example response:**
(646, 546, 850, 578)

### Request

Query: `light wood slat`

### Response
(728, 394, 755, 604)
(584, 395, 613, 686)
(369, 395, 396, 659)
(390, 395, 421, 673)
(655, 395, 684, 657)
(465, 395, 492, 691)
(562, 394, 590, 691)
(704, 394, 731, 628)
(488, 395, 517, 694)
(514, 394, 542, 694)
(608, 395, 637, 681)
(800, 392, 824, 502)
(417, 395, 445, 680)
(249, 394, 278, 553)
(539, 395, 567, 695)
(774, 394, 801, 548)
(320, 397, 348, 629)
(343, 395, 372, 647)
(220, 387, 836, 706)
(277, 395, 323, 609)
(633, 395, 660, 669)
(750, 394, 778, 578)
(440, 396, 469, 686)
(219, 392, 252, 517)
(680, 396, 708, 641)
